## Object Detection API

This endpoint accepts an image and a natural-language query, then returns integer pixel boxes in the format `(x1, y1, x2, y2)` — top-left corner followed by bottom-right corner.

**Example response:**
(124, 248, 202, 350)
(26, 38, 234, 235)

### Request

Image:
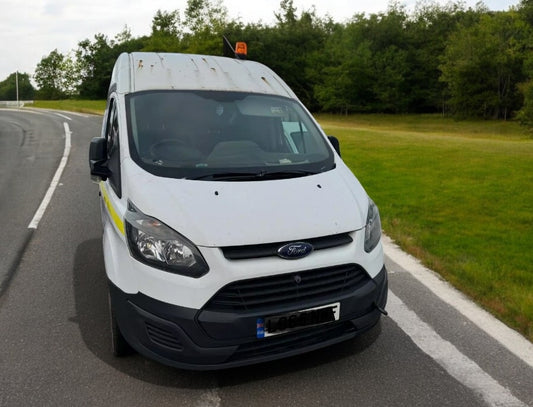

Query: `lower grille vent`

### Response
(145, 321, 183, 351)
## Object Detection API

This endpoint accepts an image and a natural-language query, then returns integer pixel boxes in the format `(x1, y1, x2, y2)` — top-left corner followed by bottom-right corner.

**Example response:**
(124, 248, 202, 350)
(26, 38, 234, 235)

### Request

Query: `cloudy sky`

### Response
(0, 0, 520, 83)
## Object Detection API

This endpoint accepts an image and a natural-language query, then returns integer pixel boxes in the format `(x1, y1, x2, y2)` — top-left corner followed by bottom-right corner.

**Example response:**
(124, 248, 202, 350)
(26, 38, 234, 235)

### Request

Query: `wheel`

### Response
(108, 291, 134, 357)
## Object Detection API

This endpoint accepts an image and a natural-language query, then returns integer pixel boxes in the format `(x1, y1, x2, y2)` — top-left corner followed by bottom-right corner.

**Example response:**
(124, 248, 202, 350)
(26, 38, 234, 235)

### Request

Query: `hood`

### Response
(124, 161, 367, 247)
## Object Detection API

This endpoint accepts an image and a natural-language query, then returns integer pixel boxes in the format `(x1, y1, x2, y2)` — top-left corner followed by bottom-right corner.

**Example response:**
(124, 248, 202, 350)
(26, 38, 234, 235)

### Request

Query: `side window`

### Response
(105, 99, 122, 197)
(282, 121, 308, 153)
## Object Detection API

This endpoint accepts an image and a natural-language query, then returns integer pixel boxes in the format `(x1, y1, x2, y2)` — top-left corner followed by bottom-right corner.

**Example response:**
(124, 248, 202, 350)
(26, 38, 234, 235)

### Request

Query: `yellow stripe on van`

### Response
(100, 182, 125, 235)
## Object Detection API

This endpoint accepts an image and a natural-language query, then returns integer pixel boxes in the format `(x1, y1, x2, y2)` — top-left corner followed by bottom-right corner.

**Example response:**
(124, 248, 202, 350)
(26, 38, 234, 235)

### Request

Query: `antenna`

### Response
(223, 36, 234, 58)
(223, 36, 247, 60)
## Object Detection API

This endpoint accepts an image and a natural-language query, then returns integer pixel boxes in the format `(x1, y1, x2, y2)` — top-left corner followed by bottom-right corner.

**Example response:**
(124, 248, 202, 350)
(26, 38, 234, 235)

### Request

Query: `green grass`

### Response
(317, 113, 533, 341)
(32, 99, 106, 115)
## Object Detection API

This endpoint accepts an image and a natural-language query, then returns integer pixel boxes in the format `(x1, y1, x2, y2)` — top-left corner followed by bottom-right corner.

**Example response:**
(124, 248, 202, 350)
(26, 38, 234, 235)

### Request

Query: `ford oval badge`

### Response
(277, 242, 314, 260)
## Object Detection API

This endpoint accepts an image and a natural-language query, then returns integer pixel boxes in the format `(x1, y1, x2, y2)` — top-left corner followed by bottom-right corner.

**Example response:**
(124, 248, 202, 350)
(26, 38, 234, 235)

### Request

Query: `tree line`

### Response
(1, 0, 533, 125)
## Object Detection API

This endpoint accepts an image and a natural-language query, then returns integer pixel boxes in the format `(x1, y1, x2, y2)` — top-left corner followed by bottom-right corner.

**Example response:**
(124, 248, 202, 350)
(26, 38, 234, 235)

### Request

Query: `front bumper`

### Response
(109, 264, 388, 370)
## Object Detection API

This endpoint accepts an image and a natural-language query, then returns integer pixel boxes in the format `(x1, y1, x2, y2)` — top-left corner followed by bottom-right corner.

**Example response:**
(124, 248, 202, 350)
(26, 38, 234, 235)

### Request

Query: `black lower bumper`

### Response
(109, 265, 388, 370)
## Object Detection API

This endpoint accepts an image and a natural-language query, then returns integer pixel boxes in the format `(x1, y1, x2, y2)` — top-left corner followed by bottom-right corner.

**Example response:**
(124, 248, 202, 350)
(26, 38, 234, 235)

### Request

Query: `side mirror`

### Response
(328, 136, 341, 157)
(89, 137, 111, 182)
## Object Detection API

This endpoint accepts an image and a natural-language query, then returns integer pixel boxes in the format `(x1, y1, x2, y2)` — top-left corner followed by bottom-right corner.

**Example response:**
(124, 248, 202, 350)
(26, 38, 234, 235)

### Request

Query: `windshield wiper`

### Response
(192, 170, 317, 181)
(191, 164, 335, 181)
(191, 171, 266, 181)
(256, 170, 318, 180)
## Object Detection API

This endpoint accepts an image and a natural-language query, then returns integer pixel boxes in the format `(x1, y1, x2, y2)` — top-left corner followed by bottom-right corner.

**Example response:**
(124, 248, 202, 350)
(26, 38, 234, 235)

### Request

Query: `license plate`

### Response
(256, 302, 340, 338)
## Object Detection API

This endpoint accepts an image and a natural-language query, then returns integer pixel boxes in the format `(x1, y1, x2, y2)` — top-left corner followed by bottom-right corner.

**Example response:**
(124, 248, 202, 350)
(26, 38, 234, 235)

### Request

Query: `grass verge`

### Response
(32, 99, 106, 115)
(317, 113, 533, 341)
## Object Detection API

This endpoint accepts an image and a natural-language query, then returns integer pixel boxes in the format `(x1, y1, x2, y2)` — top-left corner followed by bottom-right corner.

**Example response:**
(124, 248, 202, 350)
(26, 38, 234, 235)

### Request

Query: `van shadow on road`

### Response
(71, 238, 382, 389)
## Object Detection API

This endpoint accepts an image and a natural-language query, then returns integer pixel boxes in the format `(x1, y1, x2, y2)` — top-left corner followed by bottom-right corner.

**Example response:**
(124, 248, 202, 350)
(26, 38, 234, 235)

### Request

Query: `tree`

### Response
(405, 2, 471, 113)
(143, 10, 183, 52)
(315, 5, 412, 113)
(152, 9, 181, 37)
(185, 0, 228, 33)
(516, 78, 533, 131)
(516, 0, 533, 130)
(440, 11, 530, 119)
(314, 18, 375, 113)
(518, 0, 533, 25)
(26, 0, 533, 120)
(0, 72, 35, 100)
(182, 0, 231, 55)
(76, 34, 116, 99)
(365, 4, 412, 113)
(243, 2, 329, 110)
(275, 0, 297, 25)
(34, 49, 71, 99)
(114, 25, 133, 44)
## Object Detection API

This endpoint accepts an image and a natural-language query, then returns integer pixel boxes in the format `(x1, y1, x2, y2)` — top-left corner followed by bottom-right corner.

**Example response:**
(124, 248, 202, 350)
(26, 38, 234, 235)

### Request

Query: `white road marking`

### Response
(0, 108, 46, 115)
(382, 235, 533, 369)
(54, 112, 72, 121)
(60, 111, 91, 118)
(388, 291, 527, 407)
(28, 122, 71, 229)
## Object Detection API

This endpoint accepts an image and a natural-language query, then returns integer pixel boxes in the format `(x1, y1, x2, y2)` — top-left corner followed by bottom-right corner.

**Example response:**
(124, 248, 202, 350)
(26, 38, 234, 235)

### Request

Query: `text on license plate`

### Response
(256, 302, 340, 338)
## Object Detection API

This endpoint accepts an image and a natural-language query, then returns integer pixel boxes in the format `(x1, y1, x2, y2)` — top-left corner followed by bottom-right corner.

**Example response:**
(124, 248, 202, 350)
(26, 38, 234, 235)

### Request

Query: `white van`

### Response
(89, 50, 387, 370)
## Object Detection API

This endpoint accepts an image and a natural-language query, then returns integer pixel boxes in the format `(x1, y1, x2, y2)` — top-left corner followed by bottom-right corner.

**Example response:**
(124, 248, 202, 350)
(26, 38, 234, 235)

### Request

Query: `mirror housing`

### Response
(328, 136, 341, 157)
(89, 137, 111, 182)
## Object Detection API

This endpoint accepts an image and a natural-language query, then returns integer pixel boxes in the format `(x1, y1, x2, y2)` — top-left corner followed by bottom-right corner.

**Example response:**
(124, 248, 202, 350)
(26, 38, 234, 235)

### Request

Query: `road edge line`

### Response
(387, 291, 527, 407)
(28, 122, 71, 229)
(382, 234, 533, 369)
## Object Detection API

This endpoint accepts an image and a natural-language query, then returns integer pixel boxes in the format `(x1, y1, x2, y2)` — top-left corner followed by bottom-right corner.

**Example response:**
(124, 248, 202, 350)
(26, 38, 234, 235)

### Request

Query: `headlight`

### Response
(364, 197, 382, 253)
(125, 202, 209, 278)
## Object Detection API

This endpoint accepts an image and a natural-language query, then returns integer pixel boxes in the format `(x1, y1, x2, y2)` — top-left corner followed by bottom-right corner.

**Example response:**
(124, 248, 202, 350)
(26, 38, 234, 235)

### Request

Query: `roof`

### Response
(110, 52, 298, 99)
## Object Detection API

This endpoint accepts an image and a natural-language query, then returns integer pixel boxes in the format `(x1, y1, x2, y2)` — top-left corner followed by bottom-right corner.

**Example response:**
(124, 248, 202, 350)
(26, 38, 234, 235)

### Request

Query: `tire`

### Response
(108, 291, 134, 357)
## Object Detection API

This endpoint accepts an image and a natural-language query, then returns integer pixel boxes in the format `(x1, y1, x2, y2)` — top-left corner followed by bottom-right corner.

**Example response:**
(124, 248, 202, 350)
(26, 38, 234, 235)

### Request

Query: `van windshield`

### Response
(126, 91, 335, 180)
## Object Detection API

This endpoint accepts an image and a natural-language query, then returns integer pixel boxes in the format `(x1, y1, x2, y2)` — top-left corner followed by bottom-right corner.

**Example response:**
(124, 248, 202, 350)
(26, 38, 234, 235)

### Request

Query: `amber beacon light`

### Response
(235, 42, 247, 58)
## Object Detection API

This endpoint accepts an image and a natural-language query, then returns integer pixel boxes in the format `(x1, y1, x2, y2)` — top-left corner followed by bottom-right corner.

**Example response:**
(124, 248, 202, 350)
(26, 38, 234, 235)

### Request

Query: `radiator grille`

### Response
(204, 264, 369, 313)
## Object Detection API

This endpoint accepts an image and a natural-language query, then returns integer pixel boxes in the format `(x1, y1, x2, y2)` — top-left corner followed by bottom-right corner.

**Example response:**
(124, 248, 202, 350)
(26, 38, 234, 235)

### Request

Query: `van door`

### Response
(104, 97, 121, 198)
(99, 96, 126, 241)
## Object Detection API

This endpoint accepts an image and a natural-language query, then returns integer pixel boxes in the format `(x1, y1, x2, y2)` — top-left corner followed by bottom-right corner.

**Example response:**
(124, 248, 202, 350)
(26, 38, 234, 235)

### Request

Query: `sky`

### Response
(0, 0, 521, 84)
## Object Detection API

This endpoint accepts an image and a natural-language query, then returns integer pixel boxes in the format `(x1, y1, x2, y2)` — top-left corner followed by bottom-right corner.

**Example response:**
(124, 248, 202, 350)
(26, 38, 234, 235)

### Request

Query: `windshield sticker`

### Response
(270, 106, 285, 115)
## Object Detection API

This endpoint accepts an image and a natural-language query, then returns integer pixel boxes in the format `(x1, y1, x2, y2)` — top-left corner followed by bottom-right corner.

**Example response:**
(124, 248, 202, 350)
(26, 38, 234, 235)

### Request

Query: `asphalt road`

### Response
(0, 109, 65, 294)
(0, 109, 532, 407)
